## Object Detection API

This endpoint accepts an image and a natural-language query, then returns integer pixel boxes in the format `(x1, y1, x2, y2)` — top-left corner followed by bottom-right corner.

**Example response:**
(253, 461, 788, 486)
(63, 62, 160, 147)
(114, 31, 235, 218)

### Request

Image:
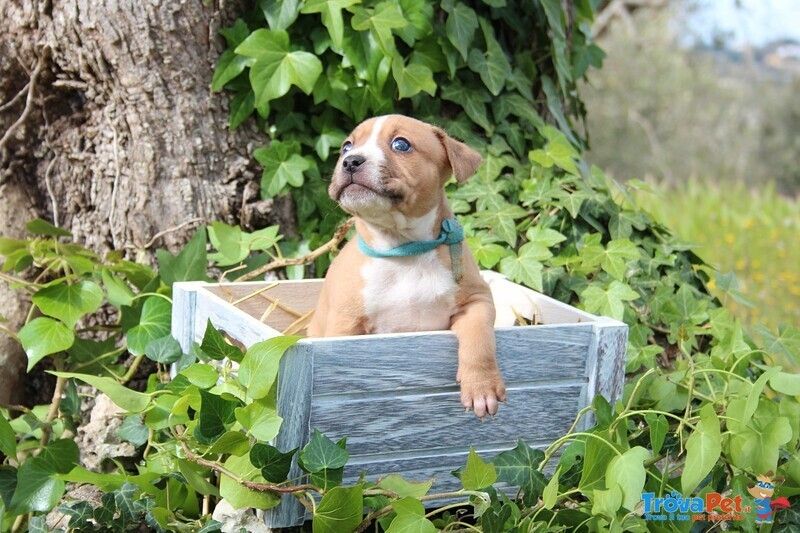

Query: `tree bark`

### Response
(0, 0, 292, 401)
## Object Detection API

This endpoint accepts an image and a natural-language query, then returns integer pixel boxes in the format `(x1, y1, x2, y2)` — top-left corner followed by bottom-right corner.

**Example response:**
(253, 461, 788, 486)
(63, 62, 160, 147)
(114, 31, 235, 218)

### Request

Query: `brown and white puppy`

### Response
(307, 115, 506, 418)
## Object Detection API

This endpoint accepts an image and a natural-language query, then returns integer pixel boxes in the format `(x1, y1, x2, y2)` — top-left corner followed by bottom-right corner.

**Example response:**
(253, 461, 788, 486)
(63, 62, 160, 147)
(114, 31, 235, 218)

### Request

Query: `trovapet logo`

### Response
(747, 471, 791, 524)
(642, 492, 749, 522)
(642, 471, 791, 524)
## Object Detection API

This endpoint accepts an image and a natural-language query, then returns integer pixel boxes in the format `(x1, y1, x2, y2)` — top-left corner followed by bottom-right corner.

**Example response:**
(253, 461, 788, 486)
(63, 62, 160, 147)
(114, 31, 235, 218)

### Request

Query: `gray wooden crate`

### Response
(171, 276, 627, 529)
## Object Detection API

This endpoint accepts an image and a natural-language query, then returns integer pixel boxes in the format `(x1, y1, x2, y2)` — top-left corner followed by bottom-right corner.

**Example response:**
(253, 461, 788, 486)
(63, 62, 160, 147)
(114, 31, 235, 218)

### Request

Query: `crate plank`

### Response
(310, 325, 594, 395)
(310, 384, 583, 456)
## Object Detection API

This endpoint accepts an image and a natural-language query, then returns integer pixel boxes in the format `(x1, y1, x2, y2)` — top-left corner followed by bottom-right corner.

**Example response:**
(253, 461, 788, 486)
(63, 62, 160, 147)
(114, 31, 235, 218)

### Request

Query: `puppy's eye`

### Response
(341, 141, 353, 154)
(391, 138, 412, 152)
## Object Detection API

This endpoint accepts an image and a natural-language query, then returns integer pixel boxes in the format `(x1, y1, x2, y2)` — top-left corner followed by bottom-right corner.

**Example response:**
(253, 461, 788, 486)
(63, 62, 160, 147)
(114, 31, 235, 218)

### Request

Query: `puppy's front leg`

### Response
(451, 296, 506, 418)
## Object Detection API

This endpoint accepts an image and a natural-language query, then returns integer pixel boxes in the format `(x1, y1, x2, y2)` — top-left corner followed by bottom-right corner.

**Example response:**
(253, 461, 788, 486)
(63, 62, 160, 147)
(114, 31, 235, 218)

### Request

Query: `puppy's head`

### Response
(328, 115, 482, 222)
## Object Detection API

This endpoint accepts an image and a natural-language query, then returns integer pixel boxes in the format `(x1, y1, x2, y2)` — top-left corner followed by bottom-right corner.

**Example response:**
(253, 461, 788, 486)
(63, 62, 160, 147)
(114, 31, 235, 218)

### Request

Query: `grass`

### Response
(629, 179, 800, 331)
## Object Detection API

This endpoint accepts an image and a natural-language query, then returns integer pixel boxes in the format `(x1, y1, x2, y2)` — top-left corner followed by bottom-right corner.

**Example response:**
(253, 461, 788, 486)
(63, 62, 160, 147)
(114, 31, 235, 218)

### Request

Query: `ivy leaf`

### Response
(590, 485, 622, 520)
(156, 225, 208, 285)
(209, 431, 251, 456)
(301, 0, 362, 50)
(117, 415, 149, 447)
(196, 390, 240, 444)
(201, 319, 245, 363)
(471, 203, 527, 246)
(461, 448, 497, 490)
(375, 474, 433, 499)
(9, 439, 77, 514)
(681, 404, 721, 494)
(394, 0, 433, 47)
(18, 317, 75, 371)
(102, 270, 135, 309)
(499, 244, 547, 292)
(144, 335, 183, 365)
(235, 398, 283, 442)
(0, 415, 16, 460)
(605, 446, 650, 511)
(258, 0, 302, 31)
(26, 218, 72, 237)
(467, 19, 512, 96)
(254, 140, 312, 197)
(220, 454, 280, 510)
(579, 281, 639, 320)
(492, 440, 547, 505)
(126, 297, 172, 356)
(212, 49, 254, 92)
(229, 89, 256, 129)
(51, 372, 151, 413)
(443, 2, 478, 60)
(299, 430, 349, 473)
(180, 363, 220, 389)
(238, 336, 299, 400)
(441, 81, 491, 133)
(219, 19, 251, 48)
(466, 234, 509, 269)
(386, 497, 437, 533)
(391, 52, 436, 98)
(350, 2, 408, 57)
(644, 413, 668, 456)
(32, 280, 103, 329)
(250, 444, 297, 483)
(313, 486, 363, 533)
(235, 30, 323, 109)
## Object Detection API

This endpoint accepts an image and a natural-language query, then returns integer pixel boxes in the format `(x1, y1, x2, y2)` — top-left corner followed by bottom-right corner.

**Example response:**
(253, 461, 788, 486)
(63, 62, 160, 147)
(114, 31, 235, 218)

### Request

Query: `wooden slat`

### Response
(192, 287, 283, 346)
(265, 343, 314, 529)
(310, 325, 594, 395)
(309, 384, 584, 456)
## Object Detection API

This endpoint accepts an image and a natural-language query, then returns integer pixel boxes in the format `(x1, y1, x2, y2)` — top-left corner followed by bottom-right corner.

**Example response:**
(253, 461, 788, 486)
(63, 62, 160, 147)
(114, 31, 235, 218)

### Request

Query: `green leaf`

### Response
(212, 49, 254, 92)
(254, 140, 312, 197)
(440, 81, 492, 133)
(102, 270, 135, 308)
(26, 218, 72, 237)
(8, 457, 65, 513)
(578, 435, 616, 493)
(591, 485, 622, 520)
(467, 19, 512, 96)
(313, 486, 363, 533)
(605, 446, 650, 511)
(235, 398, 283, 442)
(209, 431, 251, 456)
(770, 371, 800, 395)
(300, 430, 349, 473)
(579, 281, 639, 321)
(350, 3, 408, 56)
(219, 19, 250, 48)
(156, 226, 208, 285)
(178, 460, 220, 497)
(180, 363, 220, 389)
(32, 281, 103, 328)
(219, 454, 280, 510)
(392, 53, 436, 98)
(443, 2, 478, 60)
(196, 390, 240, 444)
(492, 440, 547, 505)
(127, 297, 172, 357)
(542, 467, 559, 509)
(386, 497, 437, 533)
(644, 413, 668, 456)
(200, 319, 244, 362)
(0, 466, 17, 508)
(229, 89, 256, 129)
(51, 372, 151, 413)
(681, 403, 721, 494)
(471, 203, 527, 246)
(18, 317, 75, 371)
(375, 474, 433, 499)
(499, 246, 546, 292)
(238, 336, 298, 399)
(250, 444, 296, 483)
(236, 30, 323, 109)
(144, 335, 182, 365)
(301, 0, 361, 50)
(258, 0, 302, 30)
(0, 415, 16, 460)
(461, 448, 497, 490)
(117, 415, 149, 447)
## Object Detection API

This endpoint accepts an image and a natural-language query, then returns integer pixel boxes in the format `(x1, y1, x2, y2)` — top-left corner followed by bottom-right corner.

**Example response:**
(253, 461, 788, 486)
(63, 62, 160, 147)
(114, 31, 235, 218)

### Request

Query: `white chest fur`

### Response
(361, 252, 457, 334)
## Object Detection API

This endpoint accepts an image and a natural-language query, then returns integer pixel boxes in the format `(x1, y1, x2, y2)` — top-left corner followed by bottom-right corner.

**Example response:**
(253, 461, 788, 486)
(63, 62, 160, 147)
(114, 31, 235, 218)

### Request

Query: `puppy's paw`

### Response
(458, 370, 506, 419)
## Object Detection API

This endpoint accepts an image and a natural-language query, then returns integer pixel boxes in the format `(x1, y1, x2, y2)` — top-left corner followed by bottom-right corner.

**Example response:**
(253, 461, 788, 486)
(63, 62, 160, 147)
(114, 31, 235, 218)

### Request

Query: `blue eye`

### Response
(342, 141, 353, 154)
(391, 138, 412, 152)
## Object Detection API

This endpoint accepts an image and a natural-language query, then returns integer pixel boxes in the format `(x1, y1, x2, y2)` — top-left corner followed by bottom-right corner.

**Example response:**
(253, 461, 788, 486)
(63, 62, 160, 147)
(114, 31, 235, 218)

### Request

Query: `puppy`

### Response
(307, 115, 506, 418)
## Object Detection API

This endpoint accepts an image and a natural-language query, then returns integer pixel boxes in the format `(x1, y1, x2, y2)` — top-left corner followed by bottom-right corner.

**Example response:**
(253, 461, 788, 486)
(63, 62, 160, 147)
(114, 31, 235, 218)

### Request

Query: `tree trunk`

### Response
(0, 0, 292, 401)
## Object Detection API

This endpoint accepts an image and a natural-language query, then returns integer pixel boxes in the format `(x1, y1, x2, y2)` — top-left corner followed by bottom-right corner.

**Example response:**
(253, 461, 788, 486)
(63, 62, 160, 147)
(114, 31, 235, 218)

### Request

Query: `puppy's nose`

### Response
(342, 154, 366, 174)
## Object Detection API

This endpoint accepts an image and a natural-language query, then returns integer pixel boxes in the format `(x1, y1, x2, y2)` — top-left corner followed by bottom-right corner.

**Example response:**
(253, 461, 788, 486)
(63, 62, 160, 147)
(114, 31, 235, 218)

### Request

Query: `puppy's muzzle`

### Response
(342, 154, 366, 174)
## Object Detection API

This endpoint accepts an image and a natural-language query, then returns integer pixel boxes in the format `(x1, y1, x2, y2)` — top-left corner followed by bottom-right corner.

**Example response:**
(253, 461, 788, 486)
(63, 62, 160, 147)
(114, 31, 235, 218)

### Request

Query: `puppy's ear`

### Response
(436, 129, 483, 182)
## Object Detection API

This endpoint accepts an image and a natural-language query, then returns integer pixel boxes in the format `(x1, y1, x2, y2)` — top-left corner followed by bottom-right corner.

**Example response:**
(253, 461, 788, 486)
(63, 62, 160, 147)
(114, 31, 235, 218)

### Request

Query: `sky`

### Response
(688, 0, 800, 46)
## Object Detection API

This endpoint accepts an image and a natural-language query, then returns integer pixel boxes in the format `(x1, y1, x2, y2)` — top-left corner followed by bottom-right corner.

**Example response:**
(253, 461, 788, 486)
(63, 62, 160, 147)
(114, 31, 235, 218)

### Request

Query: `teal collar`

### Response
(357, 217, 465, 282)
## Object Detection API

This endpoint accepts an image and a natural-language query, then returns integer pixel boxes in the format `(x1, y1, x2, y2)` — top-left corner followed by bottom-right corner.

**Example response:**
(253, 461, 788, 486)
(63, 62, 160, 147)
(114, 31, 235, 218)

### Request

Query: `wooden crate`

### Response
(171, 275, 627, 529)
